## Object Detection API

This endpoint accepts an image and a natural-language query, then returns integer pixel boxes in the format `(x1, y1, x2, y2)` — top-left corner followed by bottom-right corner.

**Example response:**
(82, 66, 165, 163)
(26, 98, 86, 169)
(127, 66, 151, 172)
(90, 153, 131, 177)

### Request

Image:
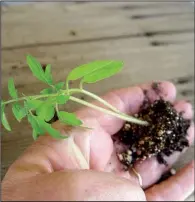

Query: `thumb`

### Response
(2, 169, 146, 201)
(46, 170, 147, 201)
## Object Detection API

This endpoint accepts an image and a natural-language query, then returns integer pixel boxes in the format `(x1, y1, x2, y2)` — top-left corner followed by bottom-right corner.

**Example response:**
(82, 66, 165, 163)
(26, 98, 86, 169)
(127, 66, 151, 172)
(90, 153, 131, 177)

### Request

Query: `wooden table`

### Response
(1, 2, 194, 200)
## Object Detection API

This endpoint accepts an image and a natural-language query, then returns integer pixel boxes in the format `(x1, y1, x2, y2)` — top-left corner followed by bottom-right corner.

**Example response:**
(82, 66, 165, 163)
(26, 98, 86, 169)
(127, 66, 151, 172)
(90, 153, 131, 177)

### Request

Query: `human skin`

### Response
(1, 81, 194, 201)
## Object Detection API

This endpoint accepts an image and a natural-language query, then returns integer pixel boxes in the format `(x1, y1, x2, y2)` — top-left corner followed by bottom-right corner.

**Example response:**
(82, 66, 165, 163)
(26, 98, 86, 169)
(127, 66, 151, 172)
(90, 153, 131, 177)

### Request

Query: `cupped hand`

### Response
(2, 81, 194, 201)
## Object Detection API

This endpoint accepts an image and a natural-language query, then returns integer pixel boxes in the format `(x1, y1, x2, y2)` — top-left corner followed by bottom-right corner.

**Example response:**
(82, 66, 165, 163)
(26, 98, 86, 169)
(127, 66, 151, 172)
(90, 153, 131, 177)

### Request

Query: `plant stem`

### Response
(78, 81, 120, 113)
(55, 104, 59, 114)
(69, 96, 148, 125)
(3, 88, 148, 126)
(80, 89, 121, 113)
(66, 80, 70, 94)
(3, 88, 120, 114)
(2, 89, 78, 105)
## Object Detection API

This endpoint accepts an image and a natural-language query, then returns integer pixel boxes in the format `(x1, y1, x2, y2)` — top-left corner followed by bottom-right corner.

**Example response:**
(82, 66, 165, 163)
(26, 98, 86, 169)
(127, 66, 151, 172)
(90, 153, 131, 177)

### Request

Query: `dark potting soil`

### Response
(114, 99, 191, 169)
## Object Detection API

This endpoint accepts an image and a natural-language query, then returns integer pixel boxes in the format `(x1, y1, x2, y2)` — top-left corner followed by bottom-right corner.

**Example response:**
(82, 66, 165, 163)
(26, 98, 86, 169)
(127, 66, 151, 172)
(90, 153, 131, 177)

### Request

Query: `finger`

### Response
(133, 101, 194, 189)
(174, 100, 193, 119)
(139, 81, 176, 103)
(145, 161, 194, 201)
(77, 81, 176, 135)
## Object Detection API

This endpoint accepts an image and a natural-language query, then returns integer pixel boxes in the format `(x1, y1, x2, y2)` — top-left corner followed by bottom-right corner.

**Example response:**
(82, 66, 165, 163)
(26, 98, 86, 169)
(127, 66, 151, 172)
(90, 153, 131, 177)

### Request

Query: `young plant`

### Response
(1, 55, 148, 140)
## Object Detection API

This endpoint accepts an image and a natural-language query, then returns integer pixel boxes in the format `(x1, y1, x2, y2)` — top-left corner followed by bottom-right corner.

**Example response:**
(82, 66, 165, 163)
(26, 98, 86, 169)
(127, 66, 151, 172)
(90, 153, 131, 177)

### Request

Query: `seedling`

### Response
(1, 55, 148, 140)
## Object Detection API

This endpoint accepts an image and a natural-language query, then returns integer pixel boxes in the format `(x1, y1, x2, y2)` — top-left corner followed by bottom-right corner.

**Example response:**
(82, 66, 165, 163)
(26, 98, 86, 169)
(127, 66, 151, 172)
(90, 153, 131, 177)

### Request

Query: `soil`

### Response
(113, 97, 191, 169)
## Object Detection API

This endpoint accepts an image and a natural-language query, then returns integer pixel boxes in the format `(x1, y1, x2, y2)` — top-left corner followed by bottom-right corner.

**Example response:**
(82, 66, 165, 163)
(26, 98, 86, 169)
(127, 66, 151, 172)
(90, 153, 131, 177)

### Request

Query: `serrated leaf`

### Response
(26, 55, 48, 84)
(45, 64, 53, 85)
(40, 82, 65, 95)
(1, 104, 11, 131)
(2, 112, 11, 131)
(25, 100, 43, 110)
(12, 103, 26, 122)
(40, 88, 53, 95)
(46, 97, 57, 105)
(55, 82, 65, 90)
(37, 117, 67, 139)
(82, 61, 123, 83)
(8, 78, 18, 99)
(58, 111, 82, 126)
(67, 61, 123, 82)
(1, 102, 10, 132)
(56, 95, 70, 105)
(36, 103, 55, 122)
(27, 115, 45, 136)
(1, 101, 5, 115)
(32, 129, 38, 140)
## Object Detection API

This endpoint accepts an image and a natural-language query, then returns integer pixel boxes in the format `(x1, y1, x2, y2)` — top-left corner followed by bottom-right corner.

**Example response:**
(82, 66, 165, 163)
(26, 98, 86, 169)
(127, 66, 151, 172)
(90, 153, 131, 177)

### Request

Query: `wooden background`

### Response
(1, 2, 194, 200)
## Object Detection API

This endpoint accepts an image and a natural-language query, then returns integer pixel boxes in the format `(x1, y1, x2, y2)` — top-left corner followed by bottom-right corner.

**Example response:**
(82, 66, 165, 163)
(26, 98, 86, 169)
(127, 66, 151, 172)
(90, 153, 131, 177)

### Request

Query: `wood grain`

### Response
(1, 2, 194, 200)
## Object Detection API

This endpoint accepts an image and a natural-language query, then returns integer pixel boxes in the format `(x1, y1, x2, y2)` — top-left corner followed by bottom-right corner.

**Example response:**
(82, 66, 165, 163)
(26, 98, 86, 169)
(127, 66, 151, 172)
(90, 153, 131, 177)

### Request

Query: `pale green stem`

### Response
(79, 80, 120, 113)
(79, 89, 121, 113)
(79, 79, 84, 89)
(55, 103, 59, 114)
(3, 88, 148, 126)
(69, 96, 148, 125)
(3, 89, 78, 105)
(65, 80, 70, 94)
(3, 88, 120, 114)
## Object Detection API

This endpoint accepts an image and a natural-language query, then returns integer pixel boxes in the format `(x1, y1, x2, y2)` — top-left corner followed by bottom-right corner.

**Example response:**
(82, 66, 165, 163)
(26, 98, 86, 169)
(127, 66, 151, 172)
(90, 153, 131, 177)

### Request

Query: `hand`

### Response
(2, 81, 194, 201)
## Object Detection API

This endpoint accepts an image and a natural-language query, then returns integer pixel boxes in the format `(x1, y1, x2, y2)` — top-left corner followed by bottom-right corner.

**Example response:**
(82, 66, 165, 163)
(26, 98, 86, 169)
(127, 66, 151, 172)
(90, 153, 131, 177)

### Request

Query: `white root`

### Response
(132, 167, 143, 187)
(68, 136, 89, 169)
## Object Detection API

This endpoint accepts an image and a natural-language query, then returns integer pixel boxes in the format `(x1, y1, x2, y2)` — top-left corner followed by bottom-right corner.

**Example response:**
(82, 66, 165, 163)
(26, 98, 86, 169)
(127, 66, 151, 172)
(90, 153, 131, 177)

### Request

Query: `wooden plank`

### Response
(2, 39, 194, 97)
(2, 2, 193, 48)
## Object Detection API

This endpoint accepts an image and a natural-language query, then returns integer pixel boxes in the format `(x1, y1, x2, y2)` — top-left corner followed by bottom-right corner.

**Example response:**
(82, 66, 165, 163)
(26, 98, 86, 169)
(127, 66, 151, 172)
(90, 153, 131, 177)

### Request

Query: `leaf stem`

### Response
(79, 79, 84, 89)
(80, 89, 121, 113)
(78, 81, 120, 113)
(3, 88, 148, 126)
(69, 96, 148, 125)
(66, 80, 70, 94)
(55, 103, 60, 117)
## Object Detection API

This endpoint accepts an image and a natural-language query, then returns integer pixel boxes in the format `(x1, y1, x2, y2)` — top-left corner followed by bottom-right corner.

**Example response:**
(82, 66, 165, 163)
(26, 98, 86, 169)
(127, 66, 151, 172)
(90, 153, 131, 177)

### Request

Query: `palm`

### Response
(49, 81, 194, 200)
(2, 82, 194, 201)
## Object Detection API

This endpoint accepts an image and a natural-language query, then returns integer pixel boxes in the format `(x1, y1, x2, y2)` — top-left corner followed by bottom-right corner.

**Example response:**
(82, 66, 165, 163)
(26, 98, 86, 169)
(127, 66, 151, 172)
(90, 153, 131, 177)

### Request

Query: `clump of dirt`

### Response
(114, 98, 191, 169)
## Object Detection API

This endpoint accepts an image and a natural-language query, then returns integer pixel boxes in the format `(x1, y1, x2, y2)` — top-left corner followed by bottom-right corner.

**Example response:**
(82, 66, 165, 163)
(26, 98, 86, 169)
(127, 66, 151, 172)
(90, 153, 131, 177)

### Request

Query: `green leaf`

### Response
(55, 82, 65, 90)
(26, 55, 47, 83)
(12, 103, 27, 122)
(36, 103, 55, 122)
(82, 61, 123, 83)
(25, 100, 43, 110)
(67, 61, 123, 82)
(27, 115, 45, 136)
(32, 129, 38, 140)
(37, 117, 67, 139)
(46, 97, 57, 105)
(56, 95, 70, 105)
(2, 112, 11, 131)
(40, 82, 65, 95)
(45, 64, 53, 85)
(8, 78, 18, 99)
(1, 104, 11, 131)
(40, 88, 53, 95)
(58, 111, 82, 126)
